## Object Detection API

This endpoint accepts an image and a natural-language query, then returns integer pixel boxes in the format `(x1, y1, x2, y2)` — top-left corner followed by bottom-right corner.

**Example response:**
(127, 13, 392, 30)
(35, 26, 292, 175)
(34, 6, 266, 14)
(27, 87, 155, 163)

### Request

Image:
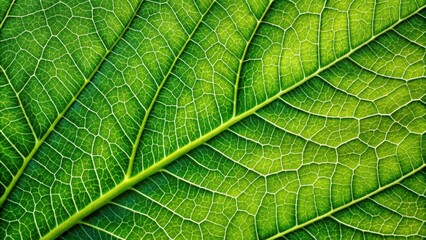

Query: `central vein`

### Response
(40, 5, 425, 240)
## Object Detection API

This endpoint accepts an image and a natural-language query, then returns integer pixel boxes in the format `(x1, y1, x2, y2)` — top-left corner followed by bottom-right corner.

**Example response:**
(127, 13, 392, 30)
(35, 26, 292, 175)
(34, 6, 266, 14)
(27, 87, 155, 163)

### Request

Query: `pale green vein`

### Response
(0, 64, 38, 142)
(0, 0, 15, 30)
(80, 222, 125, 240)
(0, 0, 146, 208)
(328, 215, 421, 237)
(393, 28, 426, 48)
(267, 164, 426, 239)
(233, 0, 274, 117)
(0, 131, 24, 159)
(109, 201, 173, 238)
(0, 64, 39, 206)
(126, 0, 217, 178)
(347, 57, 423, 82)
(39, 8, 425, 239)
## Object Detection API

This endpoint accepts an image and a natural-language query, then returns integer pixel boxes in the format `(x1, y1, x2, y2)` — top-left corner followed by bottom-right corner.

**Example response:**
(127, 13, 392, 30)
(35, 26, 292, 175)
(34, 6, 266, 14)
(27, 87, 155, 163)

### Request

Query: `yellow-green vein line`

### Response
(0, 0, 146, 208)
(0, 65, 38, 141)
(267, 164, 426, 239)
(126, 0, 217, 178)
(0, 0, 15, 30)
(233, 0, 275, 117)
(40, 5, 425, 240)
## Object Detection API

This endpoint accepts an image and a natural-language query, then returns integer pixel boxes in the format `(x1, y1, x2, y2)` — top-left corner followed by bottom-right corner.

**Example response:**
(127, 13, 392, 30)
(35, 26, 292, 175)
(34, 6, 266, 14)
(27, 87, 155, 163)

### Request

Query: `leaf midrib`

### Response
(40, 6, 425, 239)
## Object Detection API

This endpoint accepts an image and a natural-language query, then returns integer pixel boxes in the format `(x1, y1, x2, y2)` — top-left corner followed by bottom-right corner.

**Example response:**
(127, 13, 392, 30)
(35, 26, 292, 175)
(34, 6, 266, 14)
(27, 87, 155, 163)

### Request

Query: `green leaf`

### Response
(1, 0, 425, 239)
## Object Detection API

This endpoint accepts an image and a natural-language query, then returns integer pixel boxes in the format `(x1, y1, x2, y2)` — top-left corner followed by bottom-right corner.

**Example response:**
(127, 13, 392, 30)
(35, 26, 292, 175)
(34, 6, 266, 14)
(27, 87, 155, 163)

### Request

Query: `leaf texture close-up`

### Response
(0, 0, 425, 239)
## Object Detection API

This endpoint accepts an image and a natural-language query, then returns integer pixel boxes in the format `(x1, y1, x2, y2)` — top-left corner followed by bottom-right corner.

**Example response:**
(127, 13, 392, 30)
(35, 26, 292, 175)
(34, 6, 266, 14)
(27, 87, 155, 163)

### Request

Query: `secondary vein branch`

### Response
(0, 0, 146, 208)
(0, 0, 15, 30)
(38, 4, 426, 240)
(125, 0, 217, 178)
(266, 164, 426, 239)
(232, 0, 275, 117)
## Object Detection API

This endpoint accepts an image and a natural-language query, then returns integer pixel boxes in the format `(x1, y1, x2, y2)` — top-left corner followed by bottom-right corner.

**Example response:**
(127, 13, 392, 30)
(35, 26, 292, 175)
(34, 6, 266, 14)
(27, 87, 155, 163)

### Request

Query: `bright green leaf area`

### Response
(0, 0, 425, 239)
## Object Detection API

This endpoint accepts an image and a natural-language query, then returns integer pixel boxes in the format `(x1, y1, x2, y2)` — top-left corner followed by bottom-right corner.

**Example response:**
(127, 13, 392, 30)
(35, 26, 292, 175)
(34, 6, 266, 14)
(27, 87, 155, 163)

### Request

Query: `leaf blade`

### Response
(0, 1, 425, 239)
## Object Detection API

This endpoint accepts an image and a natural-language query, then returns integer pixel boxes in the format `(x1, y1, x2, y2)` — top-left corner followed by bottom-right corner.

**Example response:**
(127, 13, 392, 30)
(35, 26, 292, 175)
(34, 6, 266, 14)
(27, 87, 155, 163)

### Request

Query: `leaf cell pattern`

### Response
(0, 0, 425, 239)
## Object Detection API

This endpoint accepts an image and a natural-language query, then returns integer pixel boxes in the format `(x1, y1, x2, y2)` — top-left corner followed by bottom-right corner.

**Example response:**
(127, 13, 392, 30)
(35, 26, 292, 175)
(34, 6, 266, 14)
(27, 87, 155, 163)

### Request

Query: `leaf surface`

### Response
(0, 0, 425, 239)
